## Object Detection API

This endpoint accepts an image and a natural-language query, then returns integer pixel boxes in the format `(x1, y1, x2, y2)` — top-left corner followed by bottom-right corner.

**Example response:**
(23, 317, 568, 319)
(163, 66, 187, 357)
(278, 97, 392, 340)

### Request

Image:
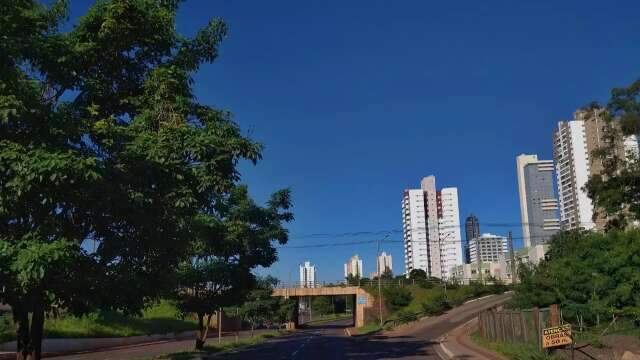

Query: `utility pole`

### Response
(475, 236, 483, 284)
(377, 234, 390, 327)
(508, 231, 517, 284)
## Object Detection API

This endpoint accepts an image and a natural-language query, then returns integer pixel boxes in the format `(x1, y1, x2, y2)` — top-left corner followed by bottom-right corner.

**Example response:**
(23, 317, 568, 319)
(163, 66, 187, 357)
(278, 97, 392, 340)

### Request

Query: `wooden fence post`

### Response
(532, 307, 541, 350)
(510, 311, 516, 343)
(520, 311, 528, 344)
(550, 304, 559, 326)
(479, 313, 485, 338)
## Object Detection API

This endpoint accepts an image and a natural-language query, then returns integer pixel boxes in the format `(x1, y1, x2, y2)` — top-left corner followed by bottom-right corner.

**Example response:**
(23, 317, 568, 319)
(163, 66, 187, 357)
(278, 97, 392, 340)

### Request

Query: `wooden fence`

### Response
(478, 305, 555, 349)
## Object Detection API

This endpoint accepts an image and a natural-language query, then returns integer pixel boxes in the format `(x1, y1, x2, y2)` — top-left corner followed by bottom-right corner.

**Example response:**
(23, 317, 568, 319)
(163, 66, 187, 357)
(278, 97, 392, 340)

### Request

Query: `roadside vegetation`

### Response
(0, 301, 197, 343)
(148, 330, 289, 360)
(470, 331, 561, 360)
(357, 271, 508, 331)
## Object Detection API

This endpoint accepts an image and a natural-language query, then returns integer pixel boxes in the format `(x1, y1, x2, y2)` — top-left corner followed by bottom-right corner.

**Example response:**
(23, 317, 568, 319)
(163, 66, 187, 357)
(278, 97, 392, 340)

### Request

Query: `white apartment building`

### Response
(451, 262, 502, 284)
(376, 252, 393, 277)
(344, 255, 363, 278)
(402, 176, 463, 279)
(299, 261, 316, 288)
(469, 233, 508, 263)
(498, 244, 548, 284)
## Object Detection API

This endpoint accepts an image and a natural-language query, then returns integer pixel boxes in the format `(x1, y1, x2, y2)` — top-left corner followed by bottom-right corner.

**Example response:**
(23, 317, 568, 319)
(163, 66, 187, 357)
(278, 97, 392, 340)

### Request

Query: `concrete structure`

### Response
(464, 214, 480, 264)
(299, 261, 316, 288)
(450, 262, 503, 284)
(272, 286, 374, 328)
(375, 251, 393, 277)
(344, 255, 363, 278)
(498, 244, 548, 283)
(469, 233, 508, 263)
(401, 176, 463, 280)
(516, 154, 561, 247)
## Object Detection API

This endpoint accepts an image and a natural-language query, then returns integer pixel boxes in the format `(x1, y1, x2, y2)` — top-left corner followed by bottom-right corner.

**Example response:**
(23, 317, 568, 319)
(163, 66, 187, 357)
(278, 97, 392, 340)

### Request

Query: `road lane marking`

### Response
(438, 335, 454, 359)
(290, 335, 313, 358)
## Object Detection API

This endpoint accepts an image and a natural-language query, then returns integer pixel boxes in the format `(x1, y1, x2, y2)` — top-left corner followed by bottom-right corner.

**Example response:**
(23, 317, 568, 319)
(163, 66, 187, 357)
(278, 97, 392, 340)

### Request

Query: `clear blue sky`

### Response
(68, 1, 640, 282)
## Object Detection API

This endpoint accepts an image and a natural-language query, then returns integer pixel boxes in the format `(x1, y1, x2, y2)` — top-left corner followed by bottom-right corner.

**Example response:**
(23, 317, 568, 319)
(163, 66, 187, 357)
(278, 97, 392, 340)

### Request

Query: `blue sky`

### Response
(68, 1, 640, 282)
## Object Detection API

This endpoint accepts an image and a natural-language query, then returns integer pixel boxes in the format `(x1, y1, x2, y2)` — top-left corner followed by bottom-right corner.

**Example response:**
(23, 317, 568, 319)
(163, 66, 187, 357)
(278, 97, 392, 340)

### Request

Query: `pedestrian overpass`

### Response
(272, 285, 375, 328)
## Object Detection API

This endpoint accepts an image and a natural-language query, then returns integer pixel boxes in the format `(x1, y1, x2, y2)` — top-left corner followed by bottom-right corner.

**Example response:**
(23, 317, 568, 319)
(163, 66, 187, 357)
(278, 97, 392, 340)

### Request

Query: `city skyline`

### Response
(115, 1, 640, 282)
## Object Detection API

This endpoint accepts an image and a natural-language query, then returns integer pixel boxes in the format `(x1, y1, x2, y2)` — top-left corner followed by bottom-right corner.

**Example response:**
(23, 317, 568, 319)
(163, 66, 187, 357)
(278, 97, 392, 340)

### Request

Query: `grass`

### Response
(303, 313, 352, 326)
(0, 300, 198, 343)
(353, 323, 381, 335)
(147, 330, 288, 359)
(469, 331, 562, 360)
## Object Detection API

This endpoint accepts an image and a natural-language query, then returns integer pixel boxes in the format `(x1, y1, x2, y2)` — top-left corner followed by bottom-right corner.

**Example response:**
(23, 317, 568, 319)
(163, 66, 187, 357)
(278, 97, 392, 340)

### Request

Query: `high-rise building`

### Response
(464, 214, 480, 264)
(553, 110, 604, 231)
(553, 109, 640, 231)
(299, 261, 316, 288)
(376, 252, 393, 277)
(516, 154, 561, 247)
(401, 175, 463, 279)
(469, 233, 508, 263)
(344, 255, 363, 278)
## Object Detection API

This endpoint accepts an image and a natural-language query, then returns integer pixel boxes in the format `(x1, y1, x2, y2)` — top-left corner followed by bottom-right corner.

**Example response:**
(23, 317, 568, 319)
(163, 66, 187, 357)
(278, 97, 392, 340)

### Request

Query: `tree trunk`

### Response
(30, 308, 44, 360)
(12, 304, 45, 360)
(195, 313, 213, 350)
(195, 312, 205, 350)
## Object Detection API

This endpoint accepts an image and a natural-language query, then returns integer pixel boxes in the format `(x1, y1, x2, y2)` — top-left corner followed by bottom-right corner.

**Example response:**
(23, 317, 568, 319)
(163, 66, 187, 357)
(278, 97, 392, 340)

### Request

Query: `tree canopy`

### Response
(0, 1, 282, 358)
(510, 230, 640, 324)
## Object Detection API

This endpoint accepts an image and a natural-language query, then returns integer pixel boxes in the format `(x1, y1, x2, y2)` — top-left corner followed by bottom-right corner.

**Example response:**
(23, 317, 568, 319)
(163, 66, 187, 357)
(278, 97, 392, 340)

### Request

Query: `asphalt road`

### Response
(216, 292, 512, 360)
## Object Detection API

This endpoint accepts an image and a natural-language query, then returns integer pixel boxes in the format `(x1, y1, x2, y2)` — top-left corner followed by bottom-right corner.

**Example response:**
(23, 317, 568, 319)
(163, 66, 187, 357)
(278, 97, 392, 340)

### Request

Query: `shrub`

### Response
(382, 287, 413, 313)
(422, 293, 451, 315)
(395, 310, 418, 324)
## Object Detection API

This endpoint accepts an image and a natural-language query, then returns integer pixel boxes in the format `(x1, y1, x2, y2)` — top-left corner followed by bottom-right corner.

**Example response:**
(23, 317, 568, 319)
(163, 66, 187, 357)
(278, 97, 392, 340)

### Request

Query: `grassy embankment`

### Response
(302, 313, 352, 326)
(469, 331, 560, 360)
(148, 330, 289, 360)
(0, 300, 198, 342)
(354, 282, 506, 335)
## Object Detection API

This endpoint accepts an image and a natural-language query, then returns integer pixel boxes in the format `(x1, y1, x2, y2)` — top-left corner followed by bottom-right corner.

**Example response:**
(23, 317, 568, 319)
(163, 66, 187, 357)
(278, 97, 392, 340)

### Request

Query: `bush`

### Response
(422, 293, 450, 315)
(395, 310, 418, 324)
(382, 287, 413, 313)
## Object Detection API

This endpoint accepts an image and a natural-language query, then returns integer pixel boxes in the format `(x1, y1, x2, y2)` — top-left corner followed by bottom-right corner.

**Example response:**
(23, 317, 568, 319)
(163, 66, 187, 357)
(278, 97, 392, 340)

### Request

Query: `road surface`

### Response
(217, 292, 511, 360)
(47, 293, 509, 359)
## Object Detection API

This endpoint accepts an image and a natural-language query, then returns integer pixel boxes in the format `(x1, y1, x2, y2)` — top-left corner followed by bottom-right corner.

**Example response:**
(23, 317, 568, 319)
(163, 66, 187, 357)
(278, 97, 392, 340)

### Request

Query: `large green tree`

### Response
(0, 1, 266, 358)
(510, 230, 640, 324)
(174, 186, 292, 348)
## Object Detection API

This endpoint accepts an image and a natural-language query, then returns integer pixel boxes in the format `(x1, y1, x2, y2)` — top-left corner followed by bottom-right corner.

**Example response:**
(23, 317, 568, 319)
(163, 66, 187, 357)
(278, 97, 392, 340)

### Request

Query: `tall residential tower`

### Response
(401, 176, 463, 279)
(464, 214, 480, 263)
(516, 154, 560, 247)
(553, 108, 640, 231)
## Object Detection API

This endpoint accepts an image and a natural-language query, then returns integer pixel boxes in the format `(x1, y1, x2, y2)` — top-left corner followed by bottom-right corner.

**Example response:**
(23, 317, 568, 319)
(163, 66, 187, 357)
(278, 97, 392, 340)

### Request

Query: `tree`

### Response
(408, 269, 427, 280)
(175, 186, 292, 348)
(311, 296, 334, 316)
(380, 269, 394, 280)
(238, 277, 282, 337)
(585, 80, 640, 229)
(0, 1, 265, 358)
(346, 274, 361, 286)
(510, 230, 640, 325)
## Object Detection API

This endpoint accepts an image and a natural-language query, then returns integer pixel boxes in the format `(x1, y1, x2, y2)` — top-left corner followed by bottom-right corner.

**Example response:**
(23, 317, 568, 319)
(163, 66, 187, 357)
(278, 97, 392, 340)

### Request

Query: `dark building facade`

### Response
(464, 214, 480, 264)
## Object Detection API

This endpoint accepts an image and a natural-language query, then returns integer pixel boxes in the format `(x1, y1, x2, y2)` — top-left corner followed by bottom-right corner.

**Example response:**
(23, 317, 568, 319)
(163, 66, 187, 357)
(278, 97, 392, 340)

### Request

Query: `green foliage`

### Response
(408, 269, 427, 280)
(421, 293, 450, 315)
(0, 300, 196, 342)
(382, 287, 413, 313)
(1, 0, 291, 356)
(310, 296, 334, 316)
(239, 277, 291, 330)
(510, 230, 640, 325)
(585, 80, 640, 230)
(394, 309, 418, 324)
